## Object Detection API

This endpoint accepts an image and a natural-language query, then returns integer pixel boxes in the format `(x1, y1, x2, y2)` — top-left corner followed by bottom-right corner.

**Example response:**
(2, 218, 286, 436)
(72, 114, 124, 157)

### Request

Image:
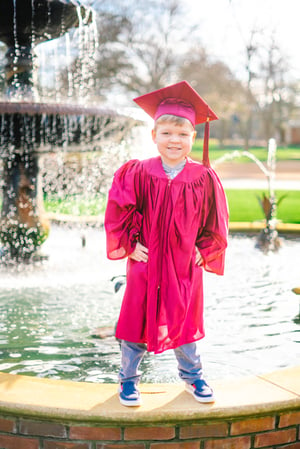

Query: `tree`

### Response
(89, 0, 202, 97)
(118, 0, 188, 94)
(179, 47, 247, 145)
(240, 27, 261, 149)
(259, 33, 295, 144)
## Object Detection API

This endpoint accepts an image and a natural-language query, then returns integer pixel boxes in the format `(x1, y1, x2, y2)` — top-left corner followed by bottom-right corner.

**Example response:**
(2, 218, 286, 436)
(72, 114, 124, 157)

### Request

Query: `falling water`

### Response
(35, 4, 98, 103)
(0, 1, 97, 104)
(12, 0, 20, 98)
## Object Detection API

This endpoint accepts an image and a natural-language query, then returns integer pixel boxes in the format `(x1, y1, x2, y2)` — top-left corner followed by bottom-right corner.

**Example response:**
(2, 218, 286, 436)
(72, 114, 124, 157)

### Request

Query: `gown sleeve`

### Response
(104, 160, 143, 260)
(196, 168, 229, 275)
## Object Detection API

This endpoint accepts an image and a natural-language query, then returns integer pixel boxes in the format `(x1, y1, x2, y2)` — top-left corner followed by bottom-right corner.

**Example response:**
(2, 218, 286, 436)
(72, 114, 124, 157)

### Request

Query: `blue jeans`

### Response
(119, 340, 203, 385)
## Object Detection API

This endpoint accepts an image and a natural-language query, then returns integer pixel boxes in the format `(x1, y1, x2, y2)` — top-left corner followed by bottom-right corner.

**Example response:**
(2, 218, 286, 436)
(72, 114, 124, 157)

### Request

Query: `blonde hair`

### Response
(154, 114, 194, 130)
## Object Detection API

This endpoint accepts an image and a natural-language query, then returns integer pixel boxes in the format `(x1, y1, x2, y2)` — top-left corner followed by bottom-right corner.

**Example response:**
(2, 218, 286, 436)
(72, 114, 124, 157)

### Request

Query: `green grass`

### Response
(43, 189, 300, 224)
(190, 140, 300, 223)
(44, 194, 105, 216)
(191, 140, 300, 162)
(225, 189, 300, 223)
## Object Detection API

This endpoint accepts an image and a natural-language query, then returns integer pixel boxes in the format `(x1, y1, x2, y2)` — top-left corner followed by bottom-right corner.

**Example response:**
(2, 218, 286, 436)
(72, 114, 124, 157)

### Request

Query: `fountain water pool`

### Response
(0, 225, 299, 383)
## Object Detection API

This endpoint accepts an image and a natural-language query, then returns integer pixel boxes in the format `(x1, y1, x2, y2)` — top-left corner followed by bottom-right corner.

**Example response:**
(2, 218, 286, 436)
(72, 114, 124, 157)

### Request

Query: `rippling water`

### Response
(0, 225, 299, 383)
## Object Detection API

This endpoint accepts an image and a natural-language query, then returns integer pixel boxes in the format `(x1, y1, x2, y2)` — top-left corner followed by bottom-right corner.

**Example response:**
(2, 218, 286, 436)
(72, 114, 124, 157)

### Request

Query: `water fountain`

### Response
(0, 7, 299, 448)
(0, 0, 140, 260)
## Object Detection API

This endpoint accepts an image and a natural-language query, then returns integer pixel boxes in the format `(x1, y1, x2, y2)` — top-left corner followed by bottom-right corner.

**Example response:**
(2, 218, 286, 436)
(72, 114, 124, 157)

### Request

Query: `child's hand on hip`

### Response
(129, 242, 149, 263)
(195, 247, 203, 266)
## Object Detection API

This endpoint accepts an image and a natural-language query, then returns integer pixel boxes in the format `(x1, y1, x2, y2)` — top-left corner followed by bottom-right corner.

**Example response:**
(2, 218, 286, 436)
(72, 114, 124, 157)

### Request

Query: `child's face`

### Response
(152, 120, 196, 167)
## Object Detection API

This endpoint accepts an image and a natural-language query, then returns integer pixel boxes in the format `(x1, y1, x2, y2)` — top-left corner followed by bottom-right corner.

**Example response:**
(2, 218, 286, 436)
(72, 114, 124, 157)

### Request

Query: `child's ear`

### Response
(192, 130, 197, 143)
(151, 129, 157, 143)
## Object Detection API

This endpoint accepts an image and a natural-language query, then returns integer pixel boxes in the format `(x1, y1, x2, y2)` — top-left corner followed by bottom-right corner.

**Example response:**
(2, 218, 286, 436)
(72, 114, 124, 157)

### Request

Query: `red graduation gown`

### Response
(104, 156, 228, 354)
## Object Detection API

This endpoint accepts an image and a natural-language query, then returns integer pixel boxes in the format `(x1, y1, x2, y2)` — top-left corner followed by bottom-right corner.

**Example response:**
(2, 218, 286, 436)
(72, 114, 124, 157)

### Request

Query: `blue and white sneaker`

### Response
(185, 379, 215, 403)
(118, 381, 141, 407)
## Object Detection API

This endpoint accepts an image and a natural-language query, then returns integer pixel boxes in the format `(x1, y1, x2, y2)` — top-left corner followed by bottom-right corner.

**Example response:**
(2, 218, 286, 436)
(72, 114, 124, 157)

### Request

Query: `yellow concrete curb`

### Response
(229, 222, 300, 233)
(0, 366, 299, 424)
(46, 213, 300, 234)
(46, 212, 103, 226)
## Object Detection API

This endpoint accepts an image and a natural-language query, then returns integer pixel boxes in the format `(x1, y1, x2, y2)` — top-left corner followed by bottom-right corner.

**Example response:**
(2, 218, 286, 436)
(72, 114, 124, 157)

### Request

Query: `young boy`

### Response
(104, 81, 228, 407)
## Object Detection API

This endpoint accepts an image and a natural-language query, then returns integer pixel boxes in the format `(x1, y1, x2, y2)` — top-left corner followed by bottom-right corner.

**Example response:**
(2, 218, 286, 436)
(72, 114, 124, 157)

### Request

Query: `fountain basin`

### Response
(0, 102, 140, 155)
(0, 0, 92, 48)
(0, 226, 299, 382)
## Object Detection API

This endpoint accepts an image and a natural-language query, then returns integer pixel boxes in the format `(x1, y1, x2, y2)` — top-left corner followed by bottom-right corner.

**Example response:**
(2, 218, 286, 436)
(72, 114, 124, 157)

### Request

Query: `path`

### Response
(213, 160, 300, 190)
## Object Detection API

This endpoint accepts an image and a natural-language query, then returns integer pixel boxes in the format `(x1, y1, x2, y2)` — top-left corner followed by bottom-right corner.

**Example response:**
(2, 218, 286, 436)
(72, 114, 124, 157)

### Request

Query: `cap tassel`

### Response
(202, 118, 210, 167)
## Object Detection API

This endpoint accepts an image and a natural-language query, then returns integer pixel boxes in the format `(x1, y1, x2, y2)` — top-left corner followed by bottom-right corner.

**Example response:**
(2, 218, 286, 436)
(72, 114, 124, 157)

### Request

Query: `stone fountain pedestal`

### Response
(0, 152, 49, 260)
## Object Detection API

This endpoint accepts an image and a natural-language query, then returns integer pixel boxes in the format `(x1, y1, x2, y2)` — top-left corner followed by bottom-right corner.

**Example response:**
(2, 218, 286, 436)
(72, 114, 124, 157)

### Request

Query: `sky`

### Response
(185, 0, 300, 81)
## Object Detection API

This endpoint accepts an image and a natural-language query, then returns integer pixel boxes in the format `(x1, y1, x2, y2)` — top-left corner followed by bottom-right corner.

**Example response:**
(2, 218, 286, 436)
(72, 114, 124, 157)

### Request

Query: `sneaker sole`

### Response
(119, 396, 142, 407)
(185, 383, 215, 403)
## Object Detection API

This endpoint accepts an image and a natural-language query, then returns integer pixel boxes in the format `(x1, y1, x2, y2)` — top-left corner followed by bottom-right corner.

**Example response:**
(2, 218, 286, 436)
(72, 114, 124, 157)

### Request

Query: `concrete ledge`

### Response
(0, 366, 299, 424)
(229, 221, 300, 233)
(46, 213, 300, 234)
(46, 212, 103, 227)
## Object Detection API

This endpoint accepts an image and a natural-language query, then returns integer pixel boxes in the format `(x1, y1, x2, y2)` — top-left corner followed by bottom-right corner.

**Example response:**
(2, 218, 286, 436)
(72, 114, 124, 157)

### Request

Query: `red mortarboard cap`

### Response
(133, 80, 218, 166)
(133, 80, 218, 126)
